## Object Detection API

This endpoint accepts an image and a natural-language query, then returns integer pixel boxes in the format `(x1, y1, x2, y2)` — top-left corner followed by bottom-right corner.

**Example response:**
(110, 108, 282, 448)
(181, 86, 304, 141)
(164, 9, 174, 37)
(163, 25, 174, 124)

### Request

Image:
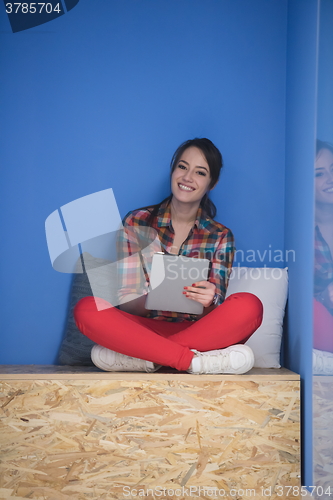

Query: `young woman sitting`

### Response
(74, 138, 263, 374)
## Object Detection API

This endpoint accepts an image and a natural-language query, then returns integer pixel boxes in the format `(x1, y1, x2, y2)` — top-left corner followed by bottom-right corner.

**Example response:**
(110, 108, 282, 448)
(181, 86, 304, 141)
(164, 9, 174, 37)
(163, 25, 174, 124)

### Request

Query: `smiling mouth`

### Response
(178, 183, 195, 192)
(323, 187, 333, 193)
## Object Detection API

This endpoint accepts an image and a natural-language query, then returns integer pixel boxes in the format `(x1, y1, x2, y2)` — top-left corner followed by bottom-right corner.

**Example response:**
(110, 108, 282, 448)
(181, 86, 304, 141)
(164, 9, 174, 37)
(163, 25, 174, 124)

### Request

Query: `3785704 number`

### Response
(275, 485, 333, 496)
(5, 3, 61, 14)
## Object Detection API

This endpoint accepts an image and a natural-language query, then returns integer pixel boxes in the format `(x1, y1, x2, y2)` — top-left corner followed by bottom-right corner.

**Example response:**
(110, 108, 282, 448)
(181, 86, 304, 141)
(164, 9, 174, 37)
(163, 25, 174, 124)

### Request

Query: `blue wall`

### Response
(284, 0, 319, 487)
(317, 0, 333, 141)
(0, 0, 288, 364)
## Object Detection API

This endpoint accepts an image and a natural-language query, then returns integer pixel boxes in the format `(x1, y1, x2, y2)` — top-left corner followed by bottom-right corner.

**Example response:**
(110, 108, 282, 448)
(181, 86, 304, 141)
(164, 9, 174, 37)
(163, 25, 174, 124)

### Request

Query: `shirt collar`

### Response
(156, 198, 213, 233)
(315, 225, 324, 240)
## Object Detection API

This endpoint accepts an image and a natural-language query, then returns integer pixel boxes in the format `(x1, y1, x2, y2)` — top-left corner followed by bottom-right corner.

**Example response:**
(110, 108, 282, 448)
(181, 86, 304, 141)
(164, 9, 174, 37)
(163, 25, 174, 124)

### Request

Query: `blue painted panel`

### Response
(285, 0, 319, 486)
(317, 0, 333, 141)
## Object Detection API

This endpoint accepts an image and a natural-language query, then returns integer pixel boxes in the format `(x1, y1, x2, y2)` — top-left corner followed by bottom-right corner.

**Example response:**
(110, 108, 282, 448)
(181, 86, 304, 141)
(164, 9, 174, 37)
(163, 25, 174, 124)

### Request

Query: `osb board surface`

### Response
(0, 379, 300, 499)
(0, 365, 300, 381)
(313, 376, 333, 499)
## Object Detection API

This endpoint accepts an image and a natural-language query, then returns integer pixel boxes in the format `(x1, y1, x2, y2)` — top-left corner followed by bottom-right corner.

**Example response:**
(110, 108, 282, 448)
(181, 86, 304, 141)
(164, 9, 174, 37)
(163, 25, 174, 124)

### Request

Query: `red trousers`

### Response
(313, 298, 333, 353)
(74, 292, 263, 371)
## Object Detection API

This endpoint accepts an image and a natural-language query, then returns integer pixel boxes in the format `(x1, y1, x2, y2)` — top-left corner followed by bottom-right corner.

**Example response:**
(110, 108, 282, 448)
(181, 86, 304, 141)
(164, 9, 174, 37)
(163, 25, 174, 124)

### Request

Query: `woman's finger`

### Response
(191, 280, 215, 290)
(183, 289, 214, 306)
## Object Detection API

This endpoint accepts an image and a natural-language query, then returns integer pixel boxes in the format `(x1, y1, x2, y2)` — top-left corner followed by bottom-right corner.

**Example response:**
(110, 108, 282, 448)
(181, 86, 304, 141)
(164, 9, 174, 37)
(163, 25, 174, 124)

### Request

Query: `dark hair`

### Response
(144, 138, 223, 223)
(317, 139, 333, 156)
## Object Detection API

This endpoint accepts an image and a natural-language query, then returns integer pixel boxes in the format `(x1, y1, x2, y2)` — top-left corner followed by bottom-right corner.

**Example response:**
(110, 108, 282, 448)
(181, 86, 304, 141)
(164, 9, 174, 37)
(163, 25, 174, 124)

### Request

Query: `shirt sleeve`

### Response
(208, 228, 235, 305)
(116, 213, 150, 302)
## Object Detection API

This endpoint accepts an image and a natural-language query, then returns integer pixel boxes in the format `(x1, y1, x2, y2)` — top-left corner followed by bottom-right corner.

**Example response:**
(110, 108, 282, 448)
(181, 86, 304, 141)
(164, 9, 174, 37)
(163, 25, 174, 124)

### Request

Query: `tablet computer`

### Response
(145, 253, 210, 315)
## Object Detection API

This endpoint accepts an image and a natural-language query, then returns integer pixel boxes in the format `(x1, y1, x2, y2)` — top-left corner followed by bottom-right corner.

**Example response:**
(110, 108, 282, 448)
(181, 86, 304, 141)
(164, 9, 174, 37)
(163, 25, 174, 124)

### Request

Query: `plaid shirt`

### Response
(116, 199, 235, 322)
(314, 225, 333, 296)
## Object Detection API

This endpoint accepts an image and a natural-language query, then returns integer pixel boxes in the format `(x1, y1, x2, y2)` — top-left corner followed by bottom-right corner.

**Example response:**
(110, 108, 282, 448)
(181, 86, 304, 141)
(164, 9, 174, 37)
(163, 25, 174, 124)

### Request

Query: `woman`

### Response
(313, 140, 333, 374)
(74, 138, 263, 374)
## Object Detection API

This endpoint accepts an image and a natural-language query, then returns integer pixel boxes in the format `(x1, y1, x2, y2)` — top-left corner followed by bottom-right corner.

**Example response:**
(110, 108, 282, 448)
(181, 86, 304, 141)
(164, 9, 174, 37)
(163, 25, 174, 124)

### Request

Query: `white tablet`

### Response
(145, 253, 210, 315)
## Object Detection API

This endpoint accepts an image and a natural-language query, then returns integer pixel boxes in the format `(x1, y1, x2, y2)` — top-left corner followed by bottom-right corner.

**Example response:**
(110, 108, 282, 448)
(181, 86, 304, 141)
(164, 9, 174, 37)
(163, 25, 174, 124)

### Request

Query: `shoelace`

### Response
(196, 350, 231, 374)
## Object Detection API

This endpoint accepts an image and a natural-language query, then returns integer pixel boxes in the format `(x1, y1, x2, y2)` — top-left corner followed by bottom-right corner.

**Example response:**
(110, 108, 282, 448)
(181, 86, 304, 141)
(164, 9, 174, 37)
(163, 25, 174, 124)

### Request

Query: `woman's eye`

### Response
(197, 171, 206, 176)
(315, 172, 323, 177)
(178, 164, 186, 170)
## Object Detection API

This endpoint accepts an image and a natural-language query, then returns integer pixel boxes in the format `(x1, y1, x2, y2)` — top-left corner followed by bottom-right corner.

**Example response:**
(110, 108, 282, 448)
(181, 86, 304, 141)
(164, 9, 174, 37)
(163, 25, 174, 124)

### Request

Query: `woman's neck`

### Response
(170, 198, 200, 225)
(315, 202, 333, 225)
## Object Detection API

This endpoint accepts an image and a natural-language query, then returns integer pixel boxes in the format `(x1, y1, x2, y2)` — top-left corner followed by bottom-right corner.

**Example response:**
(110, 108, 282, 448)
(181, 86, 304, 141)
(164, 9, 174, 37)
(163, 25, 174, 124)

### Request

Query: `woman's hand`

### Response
(183, 280, 216, 308)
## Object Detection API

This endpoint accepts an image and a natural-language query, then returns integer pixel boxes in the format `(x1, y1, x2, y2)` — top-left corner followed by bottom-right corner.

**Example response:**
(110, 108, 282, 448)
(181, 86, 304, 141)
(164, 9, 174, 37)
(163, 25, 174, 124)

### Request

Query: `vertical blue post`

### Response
(285, 0, 319, 487)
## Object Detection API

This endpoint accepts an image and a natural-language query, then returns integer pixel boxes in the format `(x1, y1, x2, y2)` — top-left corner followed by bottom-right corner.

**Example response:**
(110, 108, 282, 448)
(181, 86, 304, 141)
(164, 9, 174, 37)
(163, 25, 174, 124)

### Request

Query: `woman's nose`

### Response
(182, 169, 194, 182)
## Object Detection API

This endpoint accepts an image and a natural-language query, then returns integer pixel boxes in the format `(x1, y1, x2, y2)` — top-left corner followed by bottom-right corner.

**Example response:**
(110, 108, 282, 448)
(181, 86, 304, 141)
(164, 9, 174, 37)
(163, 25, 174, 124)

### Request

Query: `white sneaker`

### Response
(91, 345, 161, 373)
(313, 348, 333, 375)
(187, 345, 254, 375)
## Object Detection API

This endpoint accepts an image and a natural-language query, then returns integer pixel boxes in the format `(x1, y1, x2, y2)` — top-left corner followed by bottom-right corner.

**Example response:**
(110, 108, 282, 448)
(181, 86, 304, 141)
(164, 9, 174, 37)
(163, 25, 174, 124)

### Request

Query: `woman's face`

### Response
(315, 148, 333, 204)
(171, 146, 212, 205)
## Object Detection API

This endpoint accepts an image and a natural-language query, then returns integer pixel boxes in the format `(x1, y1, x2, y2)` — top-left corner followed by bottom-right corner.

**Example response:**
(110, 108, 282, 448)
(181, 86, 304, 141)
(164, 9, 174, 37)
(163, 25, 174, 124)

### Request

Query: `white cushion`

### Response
(226, 267, 288, 368)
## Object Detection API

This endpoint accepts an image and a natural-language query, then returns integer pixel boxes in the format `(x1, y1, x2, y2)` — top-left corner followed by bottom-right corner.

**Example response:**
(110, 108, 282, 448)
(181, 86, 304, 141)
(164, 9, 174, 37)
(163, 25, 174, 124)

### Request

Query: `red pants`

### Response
(74, 292, 263, 371)
(314, 298, 333, 353)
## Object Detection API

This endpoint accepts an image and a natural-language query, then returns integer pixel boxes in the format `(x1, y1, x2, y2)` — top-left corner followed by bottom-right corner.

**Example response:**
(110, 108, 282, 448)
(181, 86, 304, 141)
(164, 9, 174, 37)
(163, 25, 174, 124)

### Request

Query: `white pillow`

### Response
(225, 267, 288, 368)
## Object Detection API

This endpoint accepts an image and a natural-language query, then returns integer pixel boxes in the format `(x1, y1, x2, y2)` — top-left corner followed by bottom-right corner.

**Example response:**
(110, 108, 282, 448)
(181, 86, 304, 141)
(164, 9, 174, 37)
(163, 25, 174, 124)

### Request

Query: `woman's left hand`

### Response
(183, 280, 216, 308)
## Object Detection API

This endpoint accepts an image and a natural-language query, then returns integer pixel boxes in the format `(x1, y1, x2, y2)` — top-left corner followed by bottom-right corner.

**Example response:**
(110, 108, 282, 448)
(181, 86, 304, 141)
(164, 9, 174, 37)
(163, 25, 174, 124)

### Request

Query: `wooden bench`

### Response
(0, 366, 300, 499)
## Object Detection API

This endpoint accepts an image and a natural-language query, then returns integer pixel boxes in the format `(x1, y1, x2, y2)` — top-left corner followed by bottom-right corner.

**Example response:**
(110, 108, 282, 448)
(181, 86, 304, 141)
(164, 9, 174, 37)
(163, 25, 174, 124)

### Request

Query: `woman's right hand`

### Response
(183, 280, 216, 308)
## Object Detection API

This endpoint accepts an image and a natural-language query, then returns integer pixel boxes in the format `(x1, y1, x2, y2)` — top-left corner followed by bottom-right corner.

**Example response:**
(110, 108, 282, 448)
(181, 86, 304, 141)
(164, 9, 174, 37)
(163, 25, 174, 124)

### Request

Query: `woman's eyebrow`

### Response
(315, 162, 333, 169)
(179, 160, 208, 171)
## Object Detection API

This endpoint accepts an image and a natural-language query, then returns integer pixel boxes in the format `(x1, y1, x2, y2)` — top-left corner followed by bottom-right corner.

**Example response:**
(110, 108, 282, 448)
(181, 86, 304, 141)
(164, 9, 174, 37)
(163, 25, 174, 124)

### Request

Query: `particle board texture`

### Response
(313, 375, 333, 498)
(0, 366, 300, 500)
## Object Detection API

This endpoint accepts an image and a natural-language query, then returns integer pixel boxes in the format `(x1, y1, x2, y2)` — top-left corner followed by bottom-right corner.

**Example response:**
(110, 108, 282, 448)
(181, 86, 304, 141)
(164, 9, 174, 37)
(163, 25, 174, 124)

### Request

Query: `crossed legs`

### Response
(74, 292, 263, 371)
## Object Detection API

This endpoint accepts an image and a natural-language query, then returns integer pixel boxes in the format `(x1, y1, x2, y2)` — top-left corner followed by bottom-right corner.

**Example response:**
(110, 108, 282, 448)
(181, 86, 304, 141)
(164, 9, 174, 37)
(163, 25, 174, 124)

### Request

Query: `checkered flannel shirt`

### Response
(116, 199, 235, 322)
